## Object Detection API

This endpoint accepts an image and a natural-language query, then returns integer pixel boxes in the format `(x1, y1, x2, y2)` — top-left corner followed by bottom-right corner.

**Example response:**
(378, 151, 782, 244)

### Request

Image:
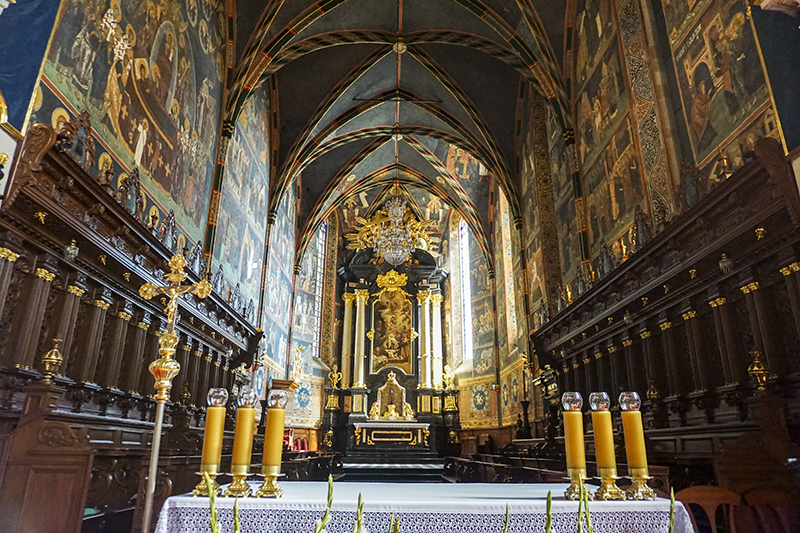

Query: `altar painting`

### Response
(39, 0, 227, 242)
(370, 290, 415, 374)
(670, 0, 771, 166)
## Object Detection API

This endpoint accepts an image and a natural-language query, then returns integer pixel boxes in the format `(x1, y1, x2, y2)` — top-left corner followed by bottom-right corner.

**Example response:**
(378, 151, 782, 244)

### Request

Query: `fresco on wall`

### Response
(493, 207, 508, 363)
(584, 120, 646, 255)
(663, 0, 713, 48)
(458, 376, 497, 428)
(0, 0, 62, 131)
(577, 38, 628, 168)
(39, 0, 227, 241)
(556, 198, 581, 286)
(574, 0, 617, 88)
(669, 0, 770, 166)
(520, 115, 546, 325)
(212, 88, 270, 305)
(470, 228, 495, 376)
(263, 179, 297, 369)
(500, 368, 521, 425)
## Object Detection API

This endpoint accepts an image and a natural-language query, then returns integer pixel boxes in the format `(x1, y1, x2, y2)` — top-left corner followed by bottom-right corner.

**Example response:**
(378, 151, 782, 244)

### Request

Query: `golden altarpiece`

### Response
(320, 202, 460, 455)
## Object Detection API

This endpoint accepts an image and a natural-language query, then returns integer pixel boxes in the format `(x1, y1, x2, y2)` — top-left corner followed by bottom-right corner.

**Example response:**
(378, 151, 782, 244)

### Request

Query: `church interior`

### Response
(2, 0, 800, 532)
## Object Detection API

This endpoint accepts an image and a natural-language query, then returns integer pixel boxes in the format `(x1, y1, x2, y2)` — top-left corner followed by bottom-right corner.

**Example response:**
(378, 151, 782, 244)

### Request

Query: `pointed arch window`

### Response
(459, 219, 473, 361)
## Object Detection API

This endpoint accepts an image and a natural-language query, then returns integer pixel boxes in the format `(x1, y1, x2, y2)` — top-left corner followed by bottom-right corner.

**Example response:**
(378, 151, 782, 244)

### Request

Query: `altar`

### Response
(353, 421, 431, 449)
(155, 482, 694, 533)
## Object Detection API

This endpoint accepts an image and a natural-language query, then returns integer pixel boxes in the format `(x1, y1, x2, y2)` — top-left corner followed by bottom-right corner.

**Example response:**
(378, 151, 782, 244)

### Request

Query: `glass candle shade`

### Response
(200, 388, 229, 472)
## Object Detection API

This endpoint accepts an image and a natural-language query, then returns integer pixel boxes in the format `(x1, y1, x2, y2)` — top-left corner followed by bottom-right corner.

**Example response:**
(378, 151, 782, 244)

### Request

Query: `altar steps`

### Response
(342, 452, 444, 483)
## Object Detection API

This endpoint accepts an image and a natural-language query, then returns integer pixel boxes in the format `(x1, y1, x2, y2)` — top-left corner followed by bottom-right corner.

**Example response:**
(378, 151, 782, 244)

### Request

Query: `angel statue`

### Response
(328, 364, 343, 390)
(443, 364, 456, 391)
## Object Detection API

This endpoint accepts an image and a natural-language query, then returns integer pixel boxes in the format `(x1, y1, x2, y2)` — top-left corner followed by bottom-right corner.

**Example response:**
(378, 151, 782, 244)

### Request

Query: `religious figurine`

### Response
(211, 264, 225, 295)
(328, 364, 342, 390)
(403, 403, 414, 420)
(443, 365, 455, 391)
(598, 240, 615, 278)
(630, 205, 653, 254)
(369, 402, 380, 420)
(385, 404, 399, 420)
(232, 362, 251, 398)
(188, 240, 204, 276)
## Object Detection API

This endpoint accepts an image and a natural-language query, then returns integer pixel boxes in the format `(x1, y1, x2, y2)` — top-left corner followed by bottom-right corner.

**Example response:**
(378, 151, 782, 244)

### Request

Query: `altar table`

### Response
(155, 482, 693, 533)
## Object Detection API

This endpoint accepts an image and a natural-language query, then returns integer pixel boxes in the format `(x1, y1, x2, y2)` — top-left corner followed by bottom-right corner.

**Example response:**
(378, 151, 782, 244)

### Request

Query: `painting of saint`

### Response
(576, 39, 628, 168)
(556, 198, 580, 283)
(574, 0, 616, 88)
(40, 0, 227, 242)
(370, 290, 415, 374)
(664, 0, 711, 48)
(672, 0, 770, 166)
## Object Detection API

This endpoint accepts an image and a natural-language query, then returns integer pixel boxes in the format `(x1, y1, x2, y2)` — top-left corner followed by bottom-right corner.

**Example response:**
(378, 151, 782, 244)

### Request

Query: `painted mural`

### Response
(39, 0, 227, 242)
(470, 228, 494, 376)
(584, 119, 646, 255)
(499, 190, 518, 352)
(520, 119, 546, 323)
(500, 366, 522, 426)
(212, 88, 270, 305)
(458, 376, 497, 429)
(574, 0, 617, 88)
(668, 0, 771, 167)
(0, 0, 62, 131)
(263, 179, 297, 370)
(576, 37, 628, 168)
(493, 203, 508, 363)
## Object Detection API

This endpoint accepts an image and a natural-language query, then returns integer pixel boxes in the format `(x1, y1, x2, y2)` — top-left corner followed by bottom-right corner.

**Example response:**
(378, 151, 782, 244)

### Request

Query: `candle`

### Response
(231, 405, 256, 469)
(590, 392, 624, 500)
(193, 388, 229, 497)
(263, 405, 286, 468)
(200, 388, 229, 472)
(257, 389, 290, 498)
(621, 409, 647, 470)
(589, 392, 615, 470)
(619, 391, 655, 500)
(561, 392, 586, 474)
(225, 387, 259, 497)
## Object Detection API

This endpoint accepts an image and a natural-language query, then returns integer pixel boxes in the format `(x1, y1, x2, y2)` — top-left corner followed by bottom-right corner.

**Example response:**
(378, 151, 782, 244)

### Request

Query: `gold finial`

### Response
(689, 268, 697, 279)
(756, 227, 766, 240)
(34, 211, 47, 224)
(123, 272, 131, 282)
(40, 339, 63, 382)
(98, 254, 107, 265)
(747, 350, 770, 391)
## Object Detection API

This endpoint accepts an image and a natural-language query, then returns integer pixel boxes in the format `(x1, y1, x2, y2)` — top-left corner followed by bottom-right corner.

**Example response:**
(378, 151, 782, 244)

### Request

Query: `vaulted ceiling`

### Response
(227, 0, 571, 260)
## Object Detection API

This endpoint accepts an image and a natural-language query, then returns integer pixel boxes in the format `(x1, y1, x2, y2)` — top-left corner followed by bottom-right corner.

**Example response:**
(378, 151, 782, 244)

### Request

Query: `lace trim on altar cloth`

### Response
(156, 507, 693, 533)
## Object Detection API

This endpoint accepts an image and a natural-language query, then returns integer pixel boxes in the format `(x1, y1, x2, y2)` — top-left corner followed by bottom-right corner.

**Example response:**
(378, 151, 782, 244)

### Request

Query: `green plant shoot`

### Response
(232, 497, 240, 533)
(502, 504, 509, 533)
(205, 472, 220, 533)
(668, 488, 675, 533)
(353, 492, 364, 533)
(545, 491, 552, 533)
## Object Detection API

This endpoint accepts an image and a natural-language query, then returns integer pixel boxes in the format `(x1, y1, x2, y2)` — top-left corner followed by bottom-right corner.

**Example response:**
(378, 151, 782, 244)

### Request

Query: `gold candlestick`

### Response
(590, 392, 625, 501)
(257, 389, 289, 498)
(193, 388, 229, 496)
(619, 391, 656, 501)
(225, 387, 258, 498)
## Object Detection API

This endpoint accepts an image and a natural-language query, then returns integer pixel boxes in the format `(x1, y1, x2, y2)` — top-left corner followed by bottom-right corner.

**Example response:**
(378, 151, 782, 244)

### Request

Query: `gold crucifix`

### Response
(139, 253, 212, 532)
(139, 254, 212, 402)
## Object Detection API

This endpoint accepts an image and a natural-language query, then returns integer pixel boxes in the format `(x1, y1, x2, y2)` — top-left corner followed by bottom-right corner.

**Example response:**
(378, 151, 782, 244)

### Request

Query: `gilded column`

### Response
(196, 344, 210, 401)
(659, 319, 681, 396)
(139, 319, 164, 396)
(709, 297, 736, 385)
(621, 338, 637, 391)
(417, 289, 432, 388)
(42, 275, 86, 376)
(682, 310, 707, 391)
(171, 333, 192, 398)
(352, 289, 369, 388)
(780, 262, 800, 340)
(639, 330, 659, 401)
(341, 292, 356, 388)
(121, 314, 150, 394)
(98, 302, 133, 389)
(10, 264, 58, 369)
(431, 292, 444, 389)
(0, 246, 20, 321)
(74, 289, 113, 383)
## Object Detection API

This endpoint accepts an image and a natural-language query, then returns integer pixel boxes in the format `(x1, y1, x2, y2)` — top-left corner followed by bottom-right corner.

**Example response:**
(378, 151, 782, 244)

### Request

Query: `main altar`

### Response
(320, 195, 460, 457)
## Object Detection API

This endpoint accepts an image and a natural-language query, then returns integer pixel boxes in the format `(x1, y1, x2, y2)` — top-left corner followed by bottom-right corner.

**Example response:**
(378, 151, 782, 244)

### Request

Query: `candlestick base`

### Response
(625, 477, 656, 501)
(594, 477, 626, 501)
(255, 474, 283, 498)
(564, 470, 592, 501)
(192, 472, 220, 497)
(223, 474, 252, 498)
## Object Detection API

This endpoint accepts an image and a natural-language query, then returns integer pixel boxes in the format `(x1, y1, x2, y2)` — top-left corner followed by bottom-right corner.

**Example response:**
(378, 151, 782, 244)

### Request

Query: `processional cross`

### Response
(139, 254, 212, 532)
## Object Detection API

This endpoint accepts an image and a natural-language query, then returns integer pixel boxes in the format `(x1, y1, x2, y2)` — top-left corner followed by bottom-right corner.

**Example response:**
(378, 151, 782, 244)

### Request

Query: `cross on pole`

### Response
(139, 254, 212, 532)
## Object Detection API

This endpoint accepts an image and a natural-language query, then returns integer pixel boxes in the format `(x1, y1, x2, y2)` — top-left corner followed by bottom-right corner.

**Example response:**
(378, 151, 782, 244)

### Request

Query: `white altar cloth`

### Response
(155, 482, 693, 533)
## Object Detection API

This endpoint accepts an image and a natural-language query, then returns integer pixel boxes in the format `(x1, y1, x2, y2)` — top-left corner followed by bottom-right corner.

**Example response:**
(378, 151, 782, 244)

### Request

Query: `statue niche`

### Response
(369, 372, 414, 421)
